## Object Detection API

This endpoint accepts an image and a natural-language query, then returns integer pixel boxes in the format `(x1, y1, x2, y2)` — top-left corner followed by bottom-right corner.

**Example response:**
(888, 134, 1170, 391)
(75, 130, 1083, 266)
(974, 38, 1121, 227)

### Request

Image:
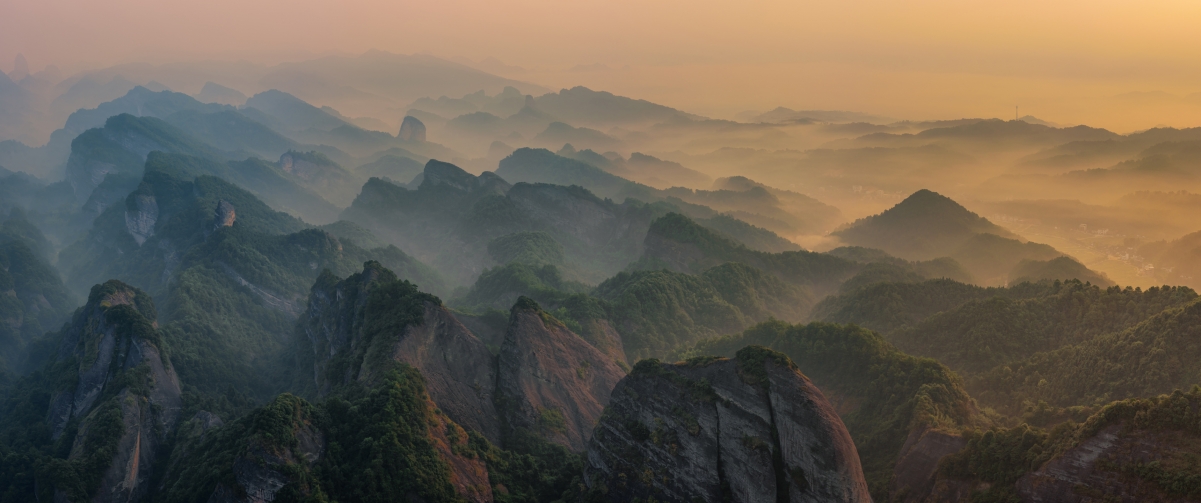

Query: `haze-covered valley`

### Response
(3, 5, 1201, 502)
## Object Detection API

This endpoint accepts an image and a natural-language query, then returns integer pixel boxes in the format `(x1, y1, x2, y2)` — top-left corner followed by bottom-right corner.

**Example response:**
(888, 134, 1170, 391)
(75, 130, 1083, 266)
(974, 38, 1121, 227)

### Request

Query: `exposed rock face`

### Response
(298, 262, 501, 442)
(891, 427, 969, 502)
(398, 115, 427, 142)
(583, 346, 870, 503)
(1014, 424, 1198, 503)
(496, 298, 626, 451)
(276, 150, 360, 205)
(213, 200, 236, 228)
(428, 399, 494, 503)
(422, 159, 476, 191)
(207, 417, 327, 503)
(124, 194, 159, 245)
(46, 281, 182, 503)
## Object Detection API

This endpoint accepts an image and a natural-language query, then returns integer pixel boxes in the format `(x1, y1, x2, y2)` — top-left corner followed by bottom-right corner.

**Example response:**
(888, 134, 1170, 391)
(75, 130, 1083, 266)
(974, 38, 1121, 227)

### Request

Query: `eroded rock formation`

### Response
(583, 346, 870, 503)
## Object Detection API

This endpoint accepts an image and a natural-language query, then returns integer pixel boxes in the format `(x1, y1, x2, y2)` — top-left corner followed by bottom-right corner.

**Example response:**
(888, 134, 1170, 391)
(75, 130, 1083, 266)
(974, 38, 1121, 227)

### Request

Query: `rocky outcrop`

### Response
(46, 280, 182, 503)
(124, 194, 158, 245)
(496, 298, 626, 451)
(398, 115, 427, 142)
(1015, 424, 1198, 503)
(276, 150, 360, 205)
(213, 200, 236, 228)
(583, 346, 870, 503)
(298, 262, 501, 442)
(206, 399, 327, 503)
(892, 427, 969, 502)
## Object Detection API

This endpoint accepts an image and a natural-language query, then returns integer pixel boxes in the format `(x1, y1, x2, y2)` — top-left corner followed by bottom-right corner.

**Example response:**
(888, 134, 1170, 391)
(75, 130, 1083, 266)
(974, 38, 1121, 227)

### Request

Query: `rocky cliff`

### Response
(583, 346, 870, 503)
(297, 261, 501, 441)
(496, 297, 626, 451)
(398, 115, 427, 142)
(46, 280, 182, 503)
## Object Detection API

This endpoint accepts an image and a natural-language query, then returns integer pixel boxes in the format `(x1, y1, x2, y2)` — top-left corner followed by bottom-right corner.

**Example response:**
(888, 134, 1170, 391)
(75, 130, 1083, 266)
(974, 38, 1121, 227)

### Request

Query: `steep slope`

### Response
(497, 147, 659, 202)
(496, 298, 625, 451)
(159, 371, 494, 503)
(0, 210, 76, 374)
(0, 281, 181, 503)
(931, 389, 1201, 502)
(583, 346, 871, 502)
(61, 109, 344, 224)
(972, 296, 1201, 414)
(889, 281, 1196, 379)
(64, 114, 219, 204)
(242, 89, 350, 133)
(58, 155, 442, 399)
(296, 262, 625, 455)
(62, 86, 229, 140)
(639, 212, 859, 295)
(276, 150, 362, 206)
(161, 108, 299, 160)
(811, 278, 1032, 335)
(679, 321, 980, 499)
(343, 159, 664, 285)
(596, 263, 814, 360)
(293, 261, 500, 441)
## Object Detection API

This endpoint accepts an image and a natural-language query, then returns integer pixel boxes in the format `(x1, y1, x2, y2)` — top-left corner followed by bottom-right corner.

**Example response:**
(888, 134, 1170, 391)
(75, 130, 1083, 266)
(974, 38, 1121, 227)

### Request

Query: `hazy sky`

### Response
(4, 0, 1201, 129)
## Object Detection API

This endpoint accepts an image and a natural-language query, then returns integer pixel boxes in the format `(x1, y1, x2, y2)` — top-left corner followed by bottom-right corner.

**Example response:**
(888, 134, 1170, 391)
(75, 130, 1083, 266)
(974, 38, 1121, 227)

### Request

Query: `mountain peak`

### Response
(833, 189, 1018, 260)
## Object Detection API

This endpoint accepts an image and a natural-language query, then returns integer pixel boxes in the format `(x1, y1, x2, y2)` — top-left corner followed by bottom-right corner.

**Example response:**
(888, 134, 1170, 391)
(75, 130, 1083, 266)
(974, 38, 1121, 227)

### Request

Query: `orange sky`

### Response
(3, 0, 1201, 130)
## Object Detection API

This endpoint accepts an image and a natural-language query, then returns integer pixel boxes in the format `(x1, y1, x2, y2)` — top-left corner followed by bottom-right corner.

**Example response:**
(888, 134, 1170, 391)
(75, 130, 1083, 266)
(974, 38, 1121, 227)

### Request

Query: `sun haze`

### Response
(4, 0, 1201, 130)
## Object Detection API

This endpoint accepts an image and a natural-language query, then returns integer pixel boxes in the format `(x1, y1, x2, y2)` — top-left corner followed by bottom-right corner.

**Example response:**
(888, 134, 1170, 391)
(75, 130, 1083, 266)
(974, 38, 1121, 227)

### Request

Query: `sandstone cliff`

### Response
(496, 297, 626, 451)
(46, 280, 182, 503)
(398, 115, 427, 142)
(583, 346, 870, 503)
(296, 261, 501, 442)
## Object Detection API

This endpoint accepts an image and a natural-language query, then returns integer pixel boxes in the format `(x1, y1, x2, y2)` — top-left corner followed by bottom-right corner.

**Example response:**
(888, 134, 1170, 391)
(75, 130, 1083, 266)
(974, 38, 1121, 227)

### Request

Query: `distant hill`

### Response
(532, 86, 700, 128)
(258, 50, 546, 116)
(845, 119, 1119, 151)
(533, 122, 621, 151)
(194, 81, 247, 105)
(1009, 256, 1114, 286)
(62, 116, 342, 224)
(833, 189, 1019, 260)
(1138, 230, 1201, 289)
(243, 89, 349, 132)
(740, 107, 893, 124)
(62, 86, 229, 139)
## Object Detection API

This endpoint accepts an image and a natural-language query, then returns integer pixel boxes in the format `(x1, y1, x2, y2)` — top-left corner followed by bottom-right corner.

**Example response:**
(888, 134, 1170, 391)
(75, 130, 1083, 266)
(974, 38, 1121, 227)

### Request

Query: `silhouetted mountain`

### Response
(193, 81, 247, 105)
(162, 109, 298, 160)
(532, 86, 701, 128)
(533, 122, 621, 151)
(557, 144, 712, 189)
(242, 89, 349, 132)
(397, 115, 427, 141)
(0, 210, 76, 374)
(1009, 256, 1114, 286)
(845, 119, 1119, 151)
(344, 159, 658, 285)
(833, 189, 1019, 258)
